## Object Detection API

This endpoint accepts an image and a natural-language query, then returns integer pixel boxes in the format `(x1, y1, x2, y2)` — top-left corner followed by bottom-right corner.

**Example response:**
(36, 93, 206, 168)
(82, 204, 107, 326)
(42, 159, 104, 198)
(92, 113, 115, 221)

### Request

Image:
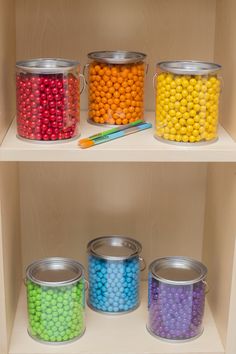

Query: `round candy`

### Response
(16, 72, 80, 141)
(147, 276, 205, 340)
(88, 255, 140, 313)
(88, 62, 145, 125)
(155, 72, 220, 143)
(27, 279, 85, 343)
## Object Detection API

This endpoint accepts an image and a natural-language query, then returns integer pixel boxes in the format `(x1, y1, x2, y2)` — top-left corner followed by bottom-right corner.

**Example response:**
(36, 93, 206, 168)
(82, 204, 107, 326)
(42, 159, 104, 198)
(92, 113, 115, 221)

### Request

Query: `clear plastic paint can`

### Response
(16, 58, 83, 142)
(26, 257, 86, 344)
(86, 51, 147, 125)
(147, 256, 208, 341)
(87, 235, 145, 314)
(155, 61, 221, 144)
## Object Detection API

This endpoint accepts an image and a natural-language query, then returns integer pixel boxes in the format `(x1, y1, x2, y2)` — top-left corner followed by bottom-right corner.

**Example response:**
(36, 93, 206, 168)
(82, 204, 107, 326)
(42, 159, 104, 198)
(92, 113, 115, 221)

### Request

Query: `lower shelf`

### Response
(10, 282, 224, 354)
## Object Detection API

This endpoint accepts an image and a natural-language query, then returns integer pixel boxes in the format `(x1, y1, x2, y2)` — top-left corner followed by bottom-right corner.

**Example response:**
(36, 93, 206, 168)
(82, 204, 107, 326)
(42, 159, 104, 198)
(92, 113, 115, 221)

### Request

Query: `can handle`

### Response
(202, 280, 209, 294)
(83, 63, 90, 85)
(218, 75, 224, 93)
(139, 257, 146, 271)
(153, 72, 158, 91)
(23, 277, 27, 286)
(145, 63, 149, 75)
(84, 278, 89, 291)
(79, 73, 86, 94)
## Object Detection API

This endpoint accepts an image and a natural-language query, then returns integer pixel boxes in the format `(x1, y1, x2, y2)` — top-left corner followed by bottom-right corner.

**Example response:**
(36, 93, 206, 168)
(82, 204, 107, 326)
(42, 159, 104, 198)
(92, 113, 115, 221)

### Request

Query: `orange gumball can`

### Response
(86, 51, 147, 125)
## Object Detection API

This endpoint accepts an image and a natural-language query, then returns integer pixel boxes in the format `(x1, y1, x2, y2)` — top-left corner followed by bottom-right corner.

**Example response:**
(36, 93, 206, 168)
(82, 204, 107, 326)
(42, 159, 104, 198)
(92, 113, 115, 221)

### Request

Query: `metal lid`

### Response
(26, 257, 84, 286)
(87, 236, 142, 260)
(157, 61, 221, 75)
(16, 58, 79, 74)
(87, 51, 146, 64)
(149, 257, 207, 285)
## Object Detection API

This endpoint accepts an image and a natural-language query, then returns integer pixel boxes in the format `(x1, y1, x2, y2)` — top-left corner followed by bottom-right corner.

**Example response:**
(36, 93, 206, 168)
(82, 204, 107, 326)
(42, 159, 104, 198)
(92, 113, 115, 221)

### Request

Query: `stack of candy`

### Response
(27, 279, 85, 343)
(147, 257, 207, 341)
(155, 61, 221, 143)
(87, 51, 146, 125)
(148, 276, 206, 340)
(26, 257, 85, 344)
(87, 235, 143, 314)
(16, 59, 80, 141)
(88, 256, 140, 313)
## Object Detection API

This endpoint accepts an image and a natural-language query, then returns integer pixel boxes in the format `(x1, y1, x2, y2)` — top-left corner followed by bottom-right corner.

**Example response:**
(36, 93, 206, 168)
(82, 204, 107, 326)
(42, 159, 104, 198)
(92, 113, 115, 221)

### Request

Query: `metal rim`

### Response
(87, 51, 146, 64)
(27, 327, 86, 345)
(87, 300, 140, 315)
(146, 325, 204, 342)
(87, 235, 142, 260)
(16, 134, 80, 144)
(87, 117, 116, 127)
(157, 60, 221, 75)
(26, 257, 84, 287)
(16, 58, 80, 73)
(154, 134, 219, 146)
(149, 256, 207, 285)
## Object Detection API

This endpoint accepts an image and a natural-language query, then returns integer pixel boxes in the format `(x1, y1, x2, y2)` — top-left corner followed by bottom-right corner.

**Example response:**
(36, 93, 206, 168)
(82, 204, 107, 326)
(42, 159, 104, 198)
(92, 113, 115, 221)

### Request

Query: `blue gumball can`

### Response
(87, 236, 145, 314)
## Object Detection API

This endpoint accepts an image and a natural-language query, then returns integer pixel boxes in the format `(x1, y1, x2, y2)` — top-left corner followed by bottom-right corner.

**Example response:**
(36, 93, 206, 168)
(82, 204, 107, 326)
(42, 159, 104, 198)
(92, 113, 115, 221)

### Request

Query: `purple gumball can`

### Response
(147, 257, 208, 342)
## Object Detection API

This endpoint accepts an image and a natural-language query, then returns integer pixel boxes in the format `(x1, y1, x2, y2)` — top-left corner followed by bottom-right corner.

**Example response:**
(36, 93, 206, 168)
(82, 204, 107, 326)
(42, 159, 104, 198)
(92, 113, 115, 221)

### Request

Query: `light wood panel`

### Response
(225, 237, 236, 354)
(203, 163, 236, 349)
(16, 0, 216, 111)
(214, 0, 236, 140)
(0, 217, 8, 354)
(0, 163, 22, 354)
(0, 0, 16, 143)
(19, 163, 207, 277)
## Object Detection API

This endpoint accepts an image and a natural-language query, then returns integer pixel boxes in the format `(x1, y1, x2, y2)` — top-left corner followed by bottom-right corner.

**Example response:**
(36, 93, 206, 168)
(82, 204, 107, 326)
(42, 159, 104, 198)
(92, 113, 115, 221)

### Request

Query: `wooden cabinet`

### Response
(0, 1, 236, 354)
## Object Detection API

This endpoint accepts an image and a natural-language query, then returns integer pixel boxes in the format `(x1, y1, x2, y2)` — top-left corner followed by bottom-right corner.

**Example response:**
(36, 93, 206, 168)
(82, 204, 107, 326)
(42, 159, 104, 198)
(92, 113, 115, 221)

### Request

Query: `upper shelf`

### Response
(0, 112, 236, 162)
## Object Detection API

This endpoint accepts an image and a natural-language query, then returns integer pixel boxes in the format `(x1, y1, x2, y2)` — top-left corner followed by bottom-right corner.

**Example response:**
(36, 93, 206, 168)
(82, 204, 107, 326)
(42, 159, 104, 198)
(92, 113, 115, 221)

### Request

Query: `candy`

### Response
(88, 62, 145, 125)
(27, 279, 85, 343)
(148, 276, 205, 340)
(155, 72, 220, 143)
(16, 64, 80, 141)
(88, 255, 140, 313)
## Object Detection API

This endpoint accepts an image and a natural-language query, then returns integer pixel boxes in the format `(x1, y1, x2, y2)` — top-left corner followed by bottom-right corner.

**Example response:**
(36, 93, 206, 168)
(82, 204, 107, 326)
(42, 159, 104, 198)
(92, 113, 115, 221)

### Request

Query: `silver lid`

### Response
(87, 51, 146, 64)
(26, 257, 84, 286)
(158, 61, 221, 75)
(16, 58, 80, 74)
(149, 257, 207, 285)
(87, 236, 142, 260)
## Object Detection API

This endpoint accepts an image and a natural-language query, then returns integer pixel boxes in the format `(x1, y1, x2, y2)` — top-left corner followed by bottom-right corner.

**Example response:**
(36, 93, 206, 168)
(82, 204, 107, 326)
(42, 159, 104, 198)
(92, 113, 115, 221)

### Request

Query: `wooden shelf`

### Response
(9, 282, 224, 354)
(0, 112, 236, 162)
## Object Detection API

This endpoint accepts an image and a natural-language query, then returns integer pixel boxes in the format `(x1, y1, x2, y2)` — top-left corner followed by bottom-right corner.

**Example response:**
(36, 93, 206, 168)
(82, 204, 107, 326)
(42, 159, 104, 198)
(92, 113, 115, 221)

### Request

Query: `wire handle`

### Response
(84, 278, 89, 291)
(218, 75, 224, 93)
(139, 257, 146, 271)
(79, 73, 86, 94)
(83, 63, 90, 85)
(202, 280, 209, 294)
(153, 72, 158, 91)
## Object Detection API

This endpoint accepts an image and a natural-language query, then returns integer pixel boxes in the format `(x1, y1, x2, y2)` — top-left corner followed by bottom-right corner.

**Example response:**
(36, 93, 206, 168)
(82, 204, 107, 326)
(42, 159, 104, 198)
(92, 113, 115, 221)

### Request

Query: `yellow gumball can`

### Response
(155, 61, 222, 144)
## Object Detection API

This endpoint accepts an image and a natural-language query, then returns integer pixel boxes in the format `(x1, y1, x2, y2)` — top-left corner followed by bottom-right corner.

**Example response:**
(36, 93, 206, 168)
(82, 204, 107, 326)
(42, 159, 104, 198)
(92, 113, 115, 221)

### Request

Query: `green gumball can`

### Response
(26, 257, 86, 344)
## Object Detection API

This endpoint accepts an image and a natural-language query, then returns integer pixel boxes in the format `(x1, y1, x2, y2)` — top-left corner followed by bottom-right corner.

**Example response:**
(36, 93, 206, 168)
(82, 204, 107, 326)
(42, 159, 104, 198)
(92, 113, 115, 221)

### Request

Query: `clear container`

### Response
(26, 257, 86, 344)
(155, 61, 222, 144)
(87, 51, 146, 125)
(147, 256, 208, 341)
(16, 58, 81, 142)
(87, 236, 145, 314)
